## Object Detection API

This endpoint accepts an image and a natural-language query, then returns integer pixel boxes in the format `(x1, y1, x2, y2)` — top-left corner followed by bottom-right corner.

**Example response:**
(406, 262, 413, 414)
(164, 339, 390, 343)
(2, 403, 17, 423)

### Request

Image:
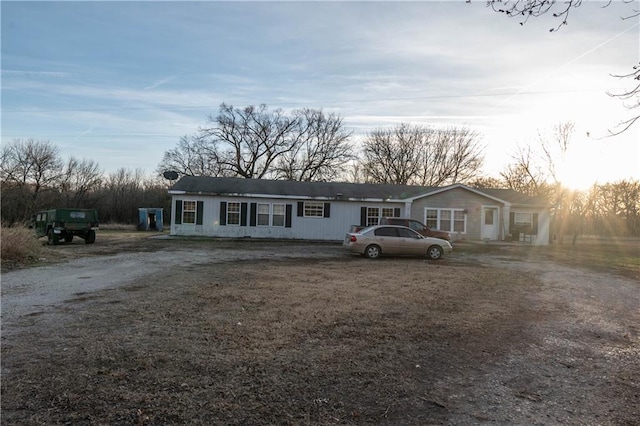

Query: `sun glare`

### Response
(555, 138, 637, 191)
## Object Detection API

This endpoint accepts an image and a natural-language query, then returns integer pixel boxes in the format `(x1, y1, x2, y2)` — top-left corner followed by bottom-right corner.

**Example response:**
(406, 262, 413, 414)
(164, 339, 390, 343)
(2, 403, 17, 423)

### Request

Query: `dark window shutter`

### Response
(393, 207, 401, 217)
(297, 201, 304, 217)
(196, 201, 204, 225)
(532, 213, 539, 234)
(220, 202, 227, 225)
(509, 212, 515, 234)
(323, 202, 331, 218)
(241, 202, 248, 226)
(285, 204, 293, 228)
(175, 200, 182, 225)
(250, 203, 257, 227)
(360, 207, 367, 226)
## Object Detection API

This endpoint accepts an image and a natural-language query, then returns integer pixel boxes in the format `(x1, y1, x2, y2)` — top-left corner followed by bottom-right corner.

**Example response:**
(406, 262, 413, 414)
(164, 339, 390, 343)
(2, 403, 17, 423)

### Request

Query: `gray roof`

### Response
(471, 187, 549, 206)
(170, 176, 434, 200)
(170, 176, 548, 205)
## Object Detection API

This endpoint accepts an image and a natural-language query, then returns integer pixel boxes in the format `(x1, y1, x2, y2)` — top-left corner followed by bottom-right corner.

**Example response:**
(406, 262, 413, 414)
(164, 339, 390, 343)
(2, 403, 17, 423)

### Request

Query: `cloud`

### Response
(2, 69, 69, 78)
(144, 76, 175, 91)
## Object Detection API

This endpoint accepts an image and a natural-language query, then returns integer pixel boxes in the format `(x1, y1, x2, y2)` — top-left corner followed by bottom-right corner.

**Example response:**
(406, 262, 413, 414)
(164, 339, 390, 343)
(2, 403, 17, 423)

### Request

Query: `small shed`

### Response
(138, 208, 163, 231)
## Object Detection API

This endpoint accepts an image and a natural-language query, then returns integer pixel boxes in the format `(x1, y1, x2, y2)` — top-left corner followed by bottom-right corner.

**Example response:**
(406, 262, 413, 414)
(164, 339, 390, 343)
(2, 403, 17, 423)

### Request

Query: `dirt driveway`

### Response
(1, 234, 639, 425)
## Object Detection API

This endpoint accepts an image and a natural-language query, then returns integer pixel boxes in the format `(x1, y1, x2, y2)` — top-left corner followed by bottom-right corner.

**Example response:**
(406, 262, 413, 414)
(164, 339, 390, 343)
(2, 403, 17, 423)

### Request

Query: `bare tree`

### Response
(273, 109, 354, 181)
(591, 180, 640, 236)
(159, 104, 354, 181)
(467, 176, 506, 188)
(101, 168, 145, 223)
(361, 124, 484, 186)
(0, 139, 63, 221)
(200, 103, 299, 179)
(608, 62, 640, 135)
(500, 144, 551, 198)
(60, 157, 103, 207)
(539, 121, 574, 184)
(156, 134, 223, 177)
(485, 0, 640, 133)
(361, 123, 424, 185)
(423, 126, 484, 186)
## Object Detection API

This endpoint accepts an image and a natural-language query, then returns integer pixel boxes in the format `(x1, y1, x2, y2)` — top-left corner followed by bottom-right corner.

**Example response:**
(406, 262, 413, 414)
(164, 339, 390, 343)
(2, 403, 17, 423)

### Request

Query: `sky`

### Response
(2, 0, 639, 190)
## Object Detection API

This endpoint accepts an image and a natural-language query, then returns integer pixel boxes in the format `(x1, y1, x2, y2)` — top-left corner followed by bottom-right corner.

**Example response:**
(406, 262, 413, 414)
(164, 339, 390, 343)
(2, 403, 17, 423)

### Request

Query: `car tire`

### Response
(64, 235, 73, 243)
(365, 244, 381, 259)
(427, 245, 443, 260)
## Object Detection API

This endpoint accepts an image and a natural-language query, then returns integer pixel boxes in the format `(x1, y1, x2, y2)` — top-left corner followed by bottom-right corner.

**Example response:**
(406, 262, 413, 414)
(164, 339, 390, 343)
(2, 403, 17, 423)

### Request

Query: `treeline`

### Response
(2, 104, 639, 239)
(1, 139, 170, 226)
(550, 181, 640, 240)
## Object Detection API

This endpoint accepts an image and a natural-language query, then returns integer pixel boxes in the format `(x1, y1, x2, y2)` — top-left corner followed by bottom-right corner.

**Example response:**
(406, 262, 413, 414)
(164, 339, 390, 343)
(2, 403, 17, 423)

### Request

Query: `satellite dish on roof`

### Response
(163, 170, 179, 181)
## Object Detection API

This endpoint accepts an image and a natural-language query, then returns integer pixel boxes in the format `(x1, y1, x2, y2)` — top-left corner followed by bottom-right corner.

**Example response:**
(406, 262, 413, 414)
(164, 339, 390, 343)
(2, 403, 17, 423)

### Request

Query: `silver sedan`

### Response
(343, 225, 453, 260)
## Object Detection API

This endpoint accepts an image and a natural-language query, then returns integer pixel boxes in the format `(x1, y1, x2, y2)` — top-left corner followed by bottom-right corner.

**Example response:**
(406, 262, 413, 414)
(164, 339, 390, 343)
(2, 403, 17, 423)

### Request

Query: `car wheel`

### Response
(64, 235, 73, 243)
(427, 245, 443, 260)
(365, 244, 381, 259)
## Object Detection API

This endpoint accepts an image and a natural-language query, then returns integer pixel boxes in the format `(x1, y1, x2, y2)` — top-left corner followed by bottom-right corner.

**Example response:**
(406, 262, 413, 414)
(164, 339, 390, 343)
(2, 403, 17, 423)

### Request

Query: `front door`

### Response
(481, 207, 499, 240)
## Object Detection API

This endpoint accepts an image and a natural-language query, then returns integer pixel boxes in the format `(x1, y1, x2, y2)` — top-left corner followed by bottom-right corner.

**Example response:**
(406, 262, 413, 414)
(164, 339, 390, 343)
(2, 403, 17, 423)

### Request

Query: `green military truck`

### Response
(34, 208, 99, 245)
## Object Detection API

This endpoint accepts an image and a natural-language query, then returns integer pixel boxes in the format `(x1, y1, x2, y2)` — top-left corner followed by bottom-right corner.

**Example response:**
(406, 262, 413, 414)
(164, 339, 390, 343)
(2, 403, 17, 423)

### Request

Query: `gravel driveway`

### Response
(1, 242, 341, 331)
(1, 238, 638, 424)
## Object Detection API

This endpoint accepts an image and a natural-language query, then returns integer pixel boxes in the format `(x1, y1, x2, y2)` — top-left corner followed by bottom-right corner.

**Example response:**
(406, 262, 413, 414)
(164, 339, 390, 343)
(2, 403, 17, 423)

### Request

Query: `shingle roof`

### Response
(169, 176, 549, 206)
(470, 187, 550, 206)
(170, 176, 435, 200)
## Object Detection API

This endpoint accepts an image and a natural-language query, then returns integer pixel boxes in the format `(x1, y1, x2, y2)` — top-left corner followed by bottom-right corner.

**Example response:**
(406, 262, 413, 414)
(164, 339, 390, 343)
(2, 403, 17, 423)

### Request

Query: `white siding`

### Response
(170, 192, 550, 244)
(171, 195, 405, 241)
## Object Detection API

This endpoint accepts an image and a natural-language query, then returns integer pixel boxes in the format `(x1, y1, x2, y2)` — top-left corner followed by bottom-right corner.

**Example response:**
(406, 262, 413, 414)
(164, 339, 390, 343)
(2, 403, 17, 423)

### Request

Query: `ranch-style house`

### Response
(168, 176, 551, 245)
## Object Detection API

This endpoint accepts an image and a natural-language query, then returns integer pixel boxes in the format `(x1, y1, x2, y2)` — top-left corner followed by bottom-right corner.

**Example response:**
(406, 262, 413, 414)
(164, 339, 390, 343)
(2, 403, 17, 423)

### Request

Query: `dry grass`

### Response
(1, 225, 42, 269)
(98, 223, 139, 231)
(2, 249, 639, 424)
(2, 236, 639, 424)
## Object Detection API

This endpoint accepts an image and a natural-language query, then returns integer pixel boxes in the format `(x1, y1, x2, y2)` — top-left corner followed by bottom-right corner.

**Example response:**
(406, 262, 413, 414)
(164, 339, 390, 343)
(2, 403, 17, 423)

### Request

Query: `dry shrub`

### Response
(1, 225, 42, 269)
(99, 223, 137, 231)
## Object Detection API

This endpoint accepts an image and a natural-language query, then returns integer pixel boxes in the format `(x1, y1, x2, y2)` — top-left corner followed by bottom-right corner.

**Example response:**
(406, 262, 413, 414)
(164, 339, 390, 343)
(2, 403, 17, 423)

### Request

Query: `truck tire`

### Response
(47, 229, 59, 245)
(85, 230, 96, 244)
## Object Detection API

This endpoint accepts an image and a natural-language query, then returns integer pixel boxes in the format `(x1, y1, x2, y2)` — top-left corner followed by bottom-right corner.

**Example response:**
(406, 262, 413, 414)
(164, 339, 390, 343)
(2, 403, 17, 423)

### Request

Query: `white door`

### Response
(481, 207, 499, 240)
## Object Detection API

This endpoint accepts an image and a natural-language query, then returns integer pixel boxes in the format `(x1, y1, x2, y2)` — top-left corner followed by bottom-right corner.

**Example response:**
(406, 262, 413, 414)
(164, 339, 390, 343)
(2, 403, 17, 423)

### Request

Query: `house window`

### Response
(381, 207, 395, 218)
(304, 201, 325, 217)
(440, 210, 451, 232)
(426, 209, 438, 229)
(272, 204, 285, 227)
(484, 208, 494, 225)
(363, 206, 396, 226)
(257, 203, 270, 226)
(255, 203, 286, 227)
(425, 208, 466, 233)
(366, 207, 380, 226)
(454, 210, 466, 232)
(515, 212, 533, 226)
(183, 201, 196, 224)
(227, 202, 241, 225)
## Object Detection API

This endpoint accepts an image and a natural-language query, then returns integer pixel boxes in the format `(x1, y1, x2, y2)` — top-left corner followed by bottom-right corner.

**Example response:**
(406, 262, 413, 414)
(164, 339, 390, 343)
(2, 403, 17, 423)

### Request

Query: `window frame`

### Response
(304, 201, 325, 218)
(514, 212, 533, 226)
(255, 202, 287, 227)
(182, 200, 197, 225)
(366, 207, 380, 227)
(256, 203, 270, 226)
(272, 203, 286, 227)
(227, 202, 241, 226)
(425, 208, 467, 234)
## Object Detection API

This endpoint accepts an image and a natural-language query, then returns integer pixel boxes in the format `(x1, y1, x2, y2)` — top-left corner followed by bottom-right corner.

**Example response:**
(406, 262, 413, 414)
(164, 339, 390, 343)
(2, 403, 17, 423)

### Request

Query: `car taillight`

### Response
(350, 235, 357, 242)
